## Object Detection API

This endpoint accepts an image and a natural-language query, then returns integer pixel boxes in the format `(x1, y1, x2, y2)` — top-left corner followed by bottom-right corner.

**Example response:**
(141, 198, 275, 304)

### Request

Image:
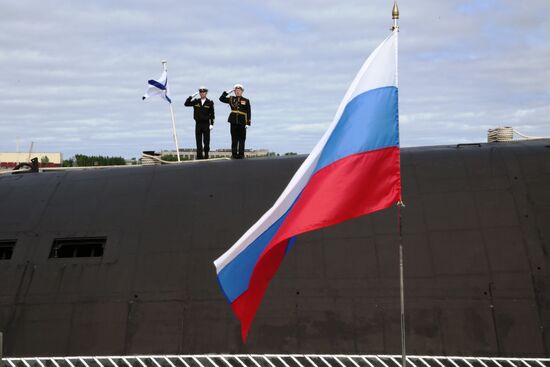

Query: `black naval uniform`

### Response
(184, 96, 215, 159)
(219, 92, 251, 158)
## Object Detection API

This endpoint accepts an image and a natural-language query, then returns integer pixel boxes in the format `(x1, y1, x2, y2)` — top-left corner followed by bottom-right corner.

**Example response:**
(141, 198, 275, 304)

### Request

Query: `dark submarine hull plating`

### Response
(0, 140, 549, 357)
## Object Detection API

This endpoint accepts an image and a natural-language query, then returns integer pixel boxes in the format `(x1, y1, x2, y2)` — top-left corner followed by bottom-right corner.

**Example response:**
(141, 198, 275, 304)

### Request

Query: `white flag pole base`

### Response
(168, 103, 181, 162)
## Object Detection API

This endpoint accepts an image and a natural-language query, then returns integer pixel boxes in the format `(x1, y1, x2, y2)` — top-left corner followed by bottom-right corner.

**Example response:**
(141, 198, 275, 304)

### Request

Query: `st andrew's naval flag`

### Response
(214, 30, 401, 342)
(142, 69, 172, 103)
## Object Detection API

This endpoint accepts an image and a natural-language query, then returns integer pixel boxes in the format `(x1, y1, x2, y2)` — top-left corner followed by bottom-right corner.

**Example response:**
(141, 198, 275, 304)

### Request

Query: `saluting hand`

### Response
(191, 92, 199, 98)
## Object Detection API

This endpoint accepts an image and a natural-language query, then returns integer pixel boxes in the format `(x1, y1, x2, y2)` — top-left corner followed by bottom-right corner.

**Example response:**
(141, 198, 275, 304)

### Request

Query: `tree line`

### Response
(63, 154, 126, 167)
(61, 152, 299, 166)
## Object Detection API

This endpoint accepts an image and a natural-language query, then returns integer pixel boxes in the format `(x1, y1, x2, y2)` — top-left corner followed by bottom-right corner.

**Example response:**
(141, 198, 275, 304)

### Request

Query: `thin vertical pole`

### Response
(27, 141, 34, 163)
(168, 103, 181, 162)
(16, 137, 20, 164)
(392, 2, 405, 365)
(398, 203, 406, 367)
(162, 60, 181, 162)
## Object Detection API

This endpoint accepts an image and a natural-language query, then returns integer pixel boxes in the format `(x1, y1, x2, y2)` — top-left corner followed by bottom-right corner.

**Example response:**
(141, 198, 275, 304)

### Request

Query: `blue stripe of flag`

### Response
(148, 79, 166, 90)
(314, 86, 399, 173)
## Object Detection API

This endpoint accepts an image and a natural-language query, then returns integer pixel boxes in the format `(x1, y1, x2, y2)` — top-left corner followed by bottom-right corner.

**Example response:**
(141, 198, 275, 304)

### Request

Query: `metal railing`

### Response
(4, 355, 549, 367)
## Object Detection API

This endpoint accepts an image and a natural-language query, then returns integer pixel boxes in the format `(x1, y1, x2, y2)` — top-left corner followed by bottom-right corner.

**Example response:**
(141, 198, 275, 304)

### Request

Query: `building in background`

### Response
(0, 152, 62, 170)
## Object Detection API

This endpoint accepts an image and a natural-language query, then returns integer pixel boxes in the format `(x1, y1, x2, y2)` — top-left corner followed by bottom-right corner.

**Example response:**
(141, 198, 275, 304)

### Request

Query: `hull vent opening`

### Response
(0, 240, 16, 260)
(49, 237, 106, 258)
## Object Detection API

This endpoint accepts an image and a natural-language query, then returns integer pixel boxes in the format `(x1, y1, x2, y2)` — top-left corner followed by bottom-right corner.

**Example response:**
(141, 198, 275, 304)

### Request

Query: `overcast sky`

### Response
(1, 0, 549, 158)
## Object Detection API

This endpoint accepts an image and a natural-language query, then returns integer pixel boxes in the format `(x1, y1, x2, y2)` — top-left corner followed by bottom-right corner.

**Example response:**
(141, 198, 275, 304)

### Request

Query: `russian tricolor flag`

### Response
(214, 30, 401, 342)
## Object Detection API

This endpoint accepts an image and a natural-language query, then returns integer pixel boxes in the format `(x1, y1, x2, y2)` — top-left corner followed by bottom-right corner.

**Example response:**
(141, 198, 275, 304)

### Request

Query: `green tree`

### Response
(161, 154, 179, 161)
(161, 154, 190, 161)
(70, 154, 126, 167)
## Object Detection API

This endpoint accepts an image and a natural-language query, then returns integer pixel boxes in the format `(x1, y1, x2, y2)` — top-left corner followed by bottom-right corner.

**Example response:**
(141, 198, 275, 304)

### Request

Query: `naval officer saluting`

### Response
(184, 86, 215, 159)
(219, 84, 251, 159)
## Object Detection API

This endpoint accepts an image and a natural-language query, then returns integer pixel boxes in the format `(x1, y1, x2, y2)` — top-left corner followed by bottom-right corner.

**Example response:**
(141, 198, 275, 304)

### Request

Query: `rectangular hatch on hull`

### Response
(0, 240, 16, 260)
(49, 237, 106, 258)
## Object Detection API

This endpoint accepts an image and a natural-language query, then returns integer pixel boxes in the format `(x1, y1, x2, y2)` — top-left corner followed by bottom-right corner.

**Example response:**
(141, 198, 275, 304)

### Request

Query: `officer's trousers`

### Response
(195, 121, 210, 159)
(230, 124, 246, 158)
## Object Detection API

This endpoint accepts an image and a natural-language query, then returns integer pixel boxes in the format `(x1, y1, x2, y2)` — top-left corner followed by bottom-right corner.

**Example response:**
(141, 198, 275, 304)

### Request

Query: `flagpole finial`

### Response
(391, 1, 399, 31)
(392, 1, 399, 19)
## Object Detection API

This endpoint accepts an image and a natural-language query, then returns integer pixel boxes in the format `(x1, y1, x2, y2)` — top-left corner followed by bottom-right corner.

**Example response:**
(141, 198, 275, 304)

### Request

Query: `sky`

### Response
(0, 0, 549, 158)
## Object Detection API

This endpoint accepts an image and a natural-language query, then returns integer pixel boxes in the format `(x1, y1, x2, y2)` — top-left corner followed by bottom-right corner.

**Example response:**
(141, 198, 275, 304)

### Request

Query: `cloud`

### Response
(0, 0, 549, 158)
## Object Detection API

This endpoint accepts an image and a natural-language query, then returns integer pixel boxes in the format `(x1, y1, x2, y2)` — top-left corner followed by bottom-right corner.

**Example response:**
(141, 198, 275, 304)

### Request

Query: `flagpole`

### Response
(162, 60, 181, 162)
(391, 2, 406, 367)
(398, 202, 406, 367)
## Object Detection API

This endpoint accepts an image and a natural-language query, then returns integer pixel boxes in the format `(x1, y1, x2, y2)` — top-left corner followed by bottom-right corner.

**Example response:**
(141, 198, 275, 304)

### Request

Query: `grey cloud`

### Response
(0, 0, 549, 159)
